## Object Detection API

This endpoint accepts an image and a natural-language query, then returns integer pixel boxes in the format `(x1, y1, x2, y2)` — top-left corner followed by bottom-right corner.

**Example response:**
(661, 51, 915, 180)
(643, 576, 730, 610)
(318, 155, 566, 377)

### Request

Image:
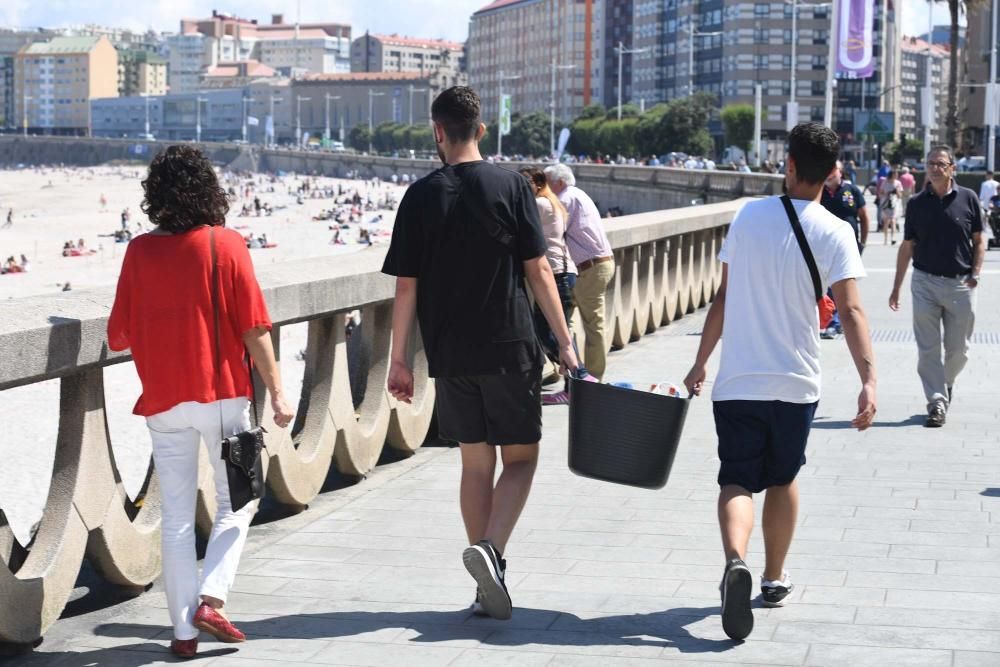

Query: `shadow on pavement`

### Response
(32, 605, 740, 663)
(811, 414, 925, 429)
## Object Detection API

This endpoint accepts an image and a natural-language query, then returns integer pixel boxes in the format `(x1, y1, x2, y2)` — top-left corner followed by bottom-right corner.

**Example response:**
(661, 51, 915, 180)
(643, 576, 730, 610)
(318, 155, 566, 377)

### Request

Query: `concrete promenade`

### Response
(10, 242, 1000, 666)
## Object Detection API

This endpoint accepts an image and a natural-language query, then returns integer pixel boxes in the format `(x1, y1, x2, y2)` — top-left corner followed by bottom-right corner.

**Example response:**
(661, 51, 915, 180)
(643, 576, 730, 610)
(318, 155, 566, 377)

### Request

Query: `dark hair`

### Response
(888, 169, 897, 178)
(519, 167, 546, 190)
(928, 145, 955, 165)
(141, 145, 229, 233)
(431, 86, 482, 143)
(787, 122, 840, 185)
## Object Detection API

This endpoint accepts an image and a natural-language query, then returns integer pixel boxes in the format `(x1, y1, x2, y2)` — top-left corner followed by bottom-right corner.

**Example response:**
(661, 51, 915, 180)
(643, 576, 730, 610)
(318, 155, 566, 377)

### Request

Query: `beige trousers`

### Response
(572, 259, 616, 380)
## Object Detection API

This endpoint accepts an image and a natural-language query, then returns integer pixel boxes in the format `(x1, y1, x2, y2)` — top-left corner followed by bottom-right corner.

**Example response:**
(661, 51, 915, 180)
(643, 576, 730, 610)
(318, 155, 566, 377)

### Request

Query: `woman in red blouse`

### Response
(108, 146, 294, 659)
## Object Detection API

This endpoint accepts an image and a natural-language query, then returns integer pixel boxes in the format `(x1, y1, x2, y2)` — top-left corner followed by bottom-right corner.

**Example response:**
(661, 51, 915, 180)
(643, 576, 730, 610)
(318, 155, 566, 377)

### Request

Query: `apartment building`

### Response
(352, 32, 465, 78)
(167, 11, 350, 93)
(0, 28, 60, 129)
(603, 0, 635, 110)
(468, 0, 605, 123)
(119, 50, 168, 96)
(14, 35, 118, 135)
(899, 36, 950, 146)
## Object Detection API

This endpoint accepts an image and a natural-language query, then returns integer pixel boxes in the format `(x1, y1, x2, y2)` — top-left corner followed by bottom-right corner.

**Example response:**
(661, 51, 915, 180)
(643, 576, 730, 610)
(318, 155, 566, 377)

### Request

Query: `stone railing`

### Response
(0, 198, 743, 644)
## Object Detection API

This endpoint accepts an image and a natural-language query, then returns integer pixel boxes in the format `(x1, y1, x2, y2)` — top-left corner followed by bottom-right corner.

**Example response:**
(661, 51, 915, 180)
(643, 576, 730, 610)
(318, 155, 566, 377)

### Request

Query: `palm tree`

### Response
(942, 0, 989, 148)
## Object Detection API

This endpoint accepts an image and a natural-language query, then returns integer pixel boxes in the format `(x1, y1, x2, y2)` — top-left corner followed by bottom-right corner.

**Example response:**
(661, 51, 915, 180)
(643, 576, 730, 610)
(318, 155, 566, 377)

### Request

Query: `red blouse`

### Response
(107, 226, 272, 417)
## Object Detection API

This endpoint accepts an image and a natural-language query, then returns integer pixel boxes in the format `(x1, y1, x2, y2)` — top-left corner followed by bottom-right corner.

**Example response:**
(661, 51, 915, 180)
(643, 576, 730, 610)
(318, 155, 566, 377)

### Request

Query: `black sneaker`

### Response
(760, 571, 794, 608)
(719, 558, 754, 640)
(925, 404, 946, 428)
(462, 540, 512, 620)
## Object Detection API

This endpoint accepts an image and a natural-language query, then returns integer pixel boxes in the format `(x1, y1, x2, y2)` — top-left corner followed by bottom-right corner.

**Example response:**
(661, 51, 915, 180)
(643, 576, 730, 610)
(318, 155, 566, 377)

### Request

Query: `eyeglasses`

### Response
(927, 161, 952, 169)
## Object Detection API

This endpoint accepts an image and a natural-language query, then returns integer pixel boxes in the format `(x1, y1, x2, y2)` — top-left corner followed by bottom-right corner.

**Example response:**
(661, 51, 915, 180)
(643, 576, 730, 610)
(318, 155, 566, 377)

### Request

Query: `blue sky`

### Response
(0, 0, 959, 43)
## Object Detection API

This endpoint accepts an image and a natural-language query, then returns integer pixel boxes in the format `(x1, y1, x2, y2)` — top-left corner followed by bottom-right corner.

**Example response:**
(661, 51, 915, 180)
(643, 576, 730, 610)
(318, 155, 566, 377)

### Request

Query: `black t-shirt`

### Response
(821, 181, 865, 243)
(904, 184, 984, 277)
(381, 161, 548, 378)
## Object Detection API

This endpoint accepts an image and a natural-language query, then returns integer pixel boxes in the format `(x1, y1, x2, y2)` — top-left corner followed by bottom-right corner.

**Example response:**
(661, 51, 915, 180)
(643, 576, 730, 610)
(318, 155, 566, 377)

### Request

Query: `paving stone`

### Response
(804, 643, 952, 667)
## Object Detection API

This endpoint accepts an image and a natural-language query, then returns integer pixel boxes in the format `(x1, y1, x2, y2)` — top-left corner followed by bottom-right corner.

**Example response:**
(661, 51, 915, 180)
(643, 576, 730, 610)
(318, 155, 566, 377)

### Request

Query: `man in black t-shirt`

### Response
(890, 146, 985, 427)
(382, 86, 580, 621)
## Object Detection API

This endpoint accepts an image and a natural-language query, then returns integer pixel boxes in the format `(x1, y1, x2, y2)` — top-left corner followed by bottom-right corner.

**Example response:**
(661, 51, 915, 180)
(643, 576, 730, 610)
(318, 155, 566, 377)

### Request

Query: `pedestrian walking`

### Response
(980, 171, 998, 209)
(878, 170, 903, 245)
(107, 145, 294, 659)
(382, 87, 580, 621)
(898, 166, 916, 218)
(822, 160, 870, 255)
(543, 163, 615, 380)
(683, 123, 877, 641)
(3, 208, 12, 228)
(889, 146, 986, 427)
(520, 167, 580, 405)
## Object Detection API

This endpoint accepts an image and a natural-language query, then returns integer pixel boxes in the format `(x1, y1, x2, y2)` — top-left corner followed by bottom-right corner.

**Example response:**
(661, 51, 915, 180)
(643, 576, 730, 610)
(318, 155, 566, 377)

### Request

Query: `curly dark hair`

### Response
(141, 145, 229, 233)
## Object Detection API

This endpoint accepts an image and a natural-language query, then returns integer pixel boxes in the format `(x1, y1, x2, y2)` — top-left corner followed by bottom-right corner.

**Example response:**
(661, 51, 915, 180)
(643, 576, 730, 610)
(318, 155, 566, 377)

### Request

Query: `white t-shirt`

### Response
(979, 179, 998, 205)
(713, 196, 867, 404)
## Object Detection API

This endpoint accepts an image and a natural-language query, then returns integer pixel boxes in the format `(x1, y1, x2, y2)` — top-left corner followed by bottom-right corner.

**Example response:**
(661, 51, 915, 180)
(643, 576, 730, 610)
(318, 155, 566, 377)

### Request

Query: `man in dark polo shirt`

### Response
(889, 146, 985, 427)
(822, 160, 870, 254)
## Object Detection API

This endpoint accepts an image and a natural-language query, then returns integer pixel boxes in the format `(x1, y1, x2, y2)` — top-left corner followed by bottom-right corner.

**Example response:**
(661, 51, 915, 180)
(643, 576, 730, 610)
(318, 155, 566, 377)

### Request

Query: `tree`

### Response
(658, 92, 716, 156)
(942, 0, 989, 149)
(606, 103, 641, 120)
(577, 103, 607, 120)
(506, 111, 553, 157)
(883, 137, 926, 165)
(720, 104, 757, 153)
(348, 124, 371, 152)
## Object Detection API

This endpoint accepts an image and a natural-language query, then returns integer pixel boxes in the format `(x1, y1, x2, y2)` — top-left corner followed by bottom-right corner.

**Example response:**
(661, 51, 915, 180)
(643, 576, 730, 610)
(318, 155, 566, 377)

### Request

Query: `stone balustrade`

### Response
(0, 192, 743, 644)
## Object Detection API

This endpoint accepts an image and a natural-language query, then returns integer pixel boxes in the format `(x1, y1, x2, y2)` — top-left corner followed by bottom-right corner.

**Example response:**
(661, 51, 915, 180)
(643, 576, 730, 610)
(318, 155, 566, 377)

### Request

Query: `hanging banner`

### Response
(499, 94, 512, 136)
(247, 115, 259, 127)
(836, 0, 875, 79)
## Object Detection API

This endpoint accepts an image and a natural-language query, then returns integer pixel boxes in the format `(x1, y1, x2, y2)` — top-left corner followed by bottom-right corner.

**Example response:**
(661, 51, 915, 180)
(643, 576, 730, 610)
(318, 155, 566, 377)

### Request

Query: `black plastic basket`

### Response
(567, 378, 689, 489)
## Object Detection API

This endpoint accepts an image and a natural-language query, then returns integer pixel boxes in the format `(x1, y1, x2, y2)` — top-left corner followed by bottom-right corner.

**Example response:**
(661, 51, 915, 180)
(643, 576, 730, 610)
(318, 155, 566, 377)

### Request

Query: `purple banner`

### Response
(836, 0, 875, 79)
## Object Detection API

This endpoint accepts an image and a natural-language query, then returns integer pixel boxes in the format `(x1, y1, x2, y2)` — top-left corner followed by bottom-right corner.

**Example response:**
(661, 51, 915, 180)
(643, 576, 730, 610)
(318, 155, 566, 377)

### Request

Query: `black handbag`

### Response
(210, 227, 266, 512)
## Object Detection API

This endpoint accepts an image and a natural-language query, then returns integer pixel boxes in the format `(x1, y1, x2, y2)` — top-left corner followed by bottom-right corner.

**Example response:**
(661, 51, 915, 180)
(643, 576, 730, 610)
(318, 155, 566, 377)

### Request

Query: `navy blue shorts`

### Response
(713, 400, 818, 493)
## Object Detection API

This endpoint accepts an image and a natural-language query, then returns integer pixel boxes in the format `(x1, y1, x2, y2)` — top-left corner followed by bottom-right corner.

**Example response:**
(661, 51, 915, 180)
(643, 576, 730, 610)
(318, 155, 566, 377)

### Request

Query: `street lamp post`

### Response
(498, 71, 521, 157)
(144, 95, 151, 138)
(614, 42, 648, 121)
(785, 1, 831, 129)
(22, 94, 32, 137)
(195, 96, 208, 143)
(408, 85, 428, 125)
(687, 23, 723, 97)
(241, 96, 254, 143)
(824, 0, 839, 126)
(296, 95, 311, 147)
(550, 59, 576, 156)
(368, 89, 385, 153)
(325, 93, 341, 141)
(988, 0, 998, 170)
(268, 94, 284, 147)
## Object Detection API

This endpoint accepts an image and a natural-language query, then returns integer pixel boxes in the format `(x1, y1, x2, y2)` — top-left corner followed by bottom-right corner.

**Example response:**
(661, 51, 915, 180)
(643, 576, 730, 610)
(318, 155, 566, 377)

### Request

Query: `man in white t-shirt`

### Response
(683, 122, 878, 641)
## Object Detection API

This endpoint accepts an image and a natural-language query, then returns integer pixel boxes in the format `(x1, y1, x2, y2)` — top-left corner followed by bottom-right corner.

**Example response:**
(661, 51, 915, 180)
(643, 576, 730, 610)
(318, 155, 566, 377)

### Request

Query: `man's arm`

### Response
(388, 277, 417, 403)
(889, 240, 915, 311)
(523, 256, 580, 370)
(858, 204, 870, 247)
(683, 264, 727, 396)
(831, 278, 877, 430)
(969, 232, 985, 288)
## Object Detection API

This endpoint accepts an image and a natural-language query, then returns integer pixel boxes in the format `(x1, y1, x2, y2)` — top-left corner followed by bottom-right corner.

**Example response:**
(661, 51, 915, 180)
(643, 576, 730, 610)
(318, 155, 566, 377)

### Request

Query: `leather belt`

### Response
(577, 255, 613, 272)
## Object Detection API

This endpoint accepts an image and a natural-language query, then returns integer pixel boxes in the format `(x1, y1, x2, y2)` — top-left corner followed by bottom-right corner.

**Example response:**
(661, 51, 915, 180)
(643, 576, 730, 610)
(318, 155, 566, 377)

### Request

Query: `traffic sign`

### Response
(853, 111, 894, 141)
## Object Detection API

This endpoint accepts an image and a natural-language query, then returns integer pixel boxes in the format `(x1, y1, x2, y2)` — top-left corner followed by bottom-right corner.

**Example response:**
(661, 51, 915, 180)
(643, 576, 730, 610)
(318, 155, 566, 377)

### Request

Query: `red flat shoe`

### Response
(193, 603, 246, 643)
(170, 638, 198, 659)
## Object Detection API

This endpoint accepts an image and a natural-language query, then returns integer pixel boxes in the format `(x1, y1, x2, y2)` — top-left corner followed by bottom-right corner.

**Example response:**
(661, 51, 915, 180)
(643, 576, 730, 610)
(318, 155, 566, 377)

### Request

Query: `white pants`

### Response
(146, 398, 257, 640)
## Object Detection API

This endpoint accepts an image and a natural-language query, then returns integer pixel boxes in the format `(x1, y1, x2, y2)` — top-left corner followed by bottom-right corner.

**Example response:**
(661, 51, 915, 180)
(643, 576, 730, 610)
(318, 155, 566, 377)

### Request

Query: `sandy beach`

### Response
(0, 165, 411, 545)
(0, 165, 410, 299)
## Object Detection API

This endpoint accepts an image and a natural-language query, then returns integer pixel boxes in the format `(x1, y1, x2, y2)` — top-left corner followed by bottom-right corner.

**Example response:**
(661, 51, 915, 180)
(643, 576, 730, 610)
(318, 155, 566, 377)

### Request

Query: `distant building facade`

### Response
(961, 2, 998, 157)
(15, 35, 118, 135)
(468, 0, 604, 123)
(899, 36, 950, 147)
(119, 50, 168, 97)
(352, 32, 465, 79)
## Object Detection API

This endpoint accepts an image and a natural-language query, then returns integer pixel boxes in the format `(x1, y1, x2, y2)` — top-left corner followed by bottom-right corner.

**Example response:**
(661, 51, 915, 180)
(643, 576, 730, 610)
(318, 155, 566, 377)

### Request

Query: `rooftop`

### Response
(19, 35, 104, 55)
(901, 35, 951, 57)
(368, 33, 464, 51)
(204, 59, 276, 78)
(301, 71, 429, 83)
(473, 0, 535, 16)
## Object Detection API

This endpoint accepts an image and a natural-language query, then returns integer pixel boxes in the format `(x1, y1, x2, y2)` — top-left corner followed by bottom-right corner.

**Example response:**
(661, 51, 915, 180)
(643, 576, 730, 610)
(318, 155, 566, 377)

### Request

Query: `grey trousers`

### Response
(911, 269, 977, 409)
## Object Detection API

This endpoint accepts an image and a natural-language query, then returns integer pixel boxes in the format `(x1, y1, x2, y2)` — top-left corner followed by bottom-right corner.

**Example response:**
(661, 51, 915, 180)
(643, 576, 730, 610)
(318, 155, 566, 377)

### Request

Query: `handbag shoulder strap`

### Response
(779, 195, 823, 302)
(208, 227, 260, 432)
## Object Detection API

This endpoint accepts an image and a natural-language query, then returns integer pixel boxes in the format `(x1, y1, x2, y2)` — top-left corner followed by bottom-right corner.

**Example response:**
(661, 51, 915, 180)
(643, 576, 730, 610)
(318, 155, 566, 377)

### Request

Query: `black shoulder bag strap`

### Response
(779, 195, 823, 302)
(209, 227, 260, 440)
